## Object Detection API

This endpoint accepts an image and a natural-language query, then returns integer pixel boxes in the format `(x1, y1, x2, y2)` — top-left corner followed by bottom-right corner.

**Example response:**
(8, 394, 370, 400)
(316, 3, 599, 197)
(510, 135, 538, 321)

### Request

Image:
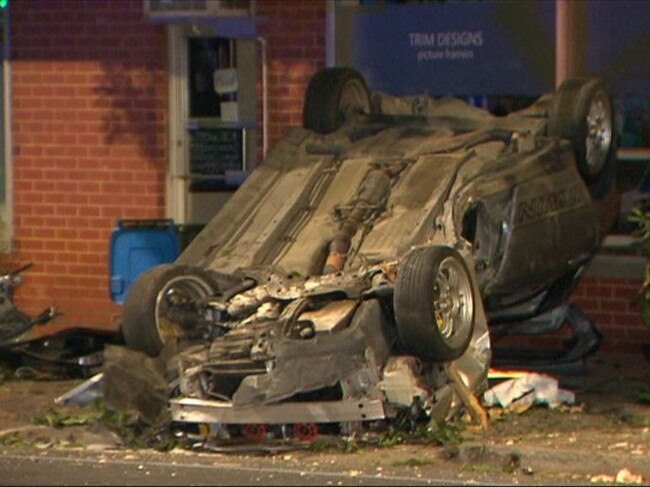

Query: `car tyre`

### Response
(394, 246, 475, 362)
(548, 78, 616, 197)
(122, 264, 218, 357)
(303, 67, 371, 134)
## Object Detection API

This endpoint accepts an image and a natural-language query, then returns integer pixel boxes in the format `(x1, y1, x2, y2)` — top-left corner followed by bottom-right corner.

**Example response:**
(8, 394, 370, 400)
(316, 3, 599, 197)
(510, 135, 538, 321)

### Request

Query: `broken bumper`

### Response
(170, 397, 387, 424)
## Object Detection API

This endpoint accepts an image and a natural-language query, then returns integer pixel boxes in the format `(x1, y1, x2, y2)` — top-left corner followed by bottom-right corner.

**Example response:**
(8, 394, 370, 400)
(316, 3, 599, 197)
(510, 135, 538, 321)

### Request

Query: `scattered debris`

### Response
(483, 372, 575, 412)
(591, 468, 646, 485)
(0, 265, 121, 385)
(0, 263, 57, 346)
(0, 327, 122, 380)
(378, 421, 464, 449)
(615, 468, 646, 485)
(55, 373, 104, 406)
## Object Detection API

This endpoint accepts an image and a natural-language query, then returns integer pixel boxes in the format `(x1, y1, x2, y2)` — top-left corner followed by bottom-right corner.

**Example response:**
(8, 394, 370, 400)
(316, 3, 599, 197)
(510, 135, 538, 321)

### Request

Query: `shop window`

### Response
(188, 37, 235, 119)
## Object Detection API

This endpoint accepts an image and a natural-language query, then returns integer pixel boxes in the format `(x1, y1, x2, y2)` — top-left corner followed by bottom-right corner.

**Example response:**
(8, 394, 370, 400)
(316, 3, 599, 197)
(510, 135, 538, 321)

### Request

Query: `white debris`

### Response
(483, 373, 575, 409)
(615, 468, 645, 484)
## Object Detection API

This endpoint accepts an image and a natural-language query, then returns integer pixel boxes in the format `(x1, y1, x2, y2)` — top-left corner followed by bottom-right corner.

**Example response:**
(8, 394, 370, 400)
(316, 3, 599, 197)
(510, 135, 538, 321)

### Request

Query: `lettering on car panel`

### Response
(512, 184, 586, 226)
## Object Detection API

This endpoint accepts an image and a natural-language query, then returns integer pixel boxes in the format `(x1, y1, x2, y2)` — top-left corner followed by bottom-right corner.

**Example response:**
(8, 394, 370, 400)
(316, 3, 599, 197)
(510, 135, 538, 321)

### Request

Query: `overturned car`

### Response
(120, 68, 617, 438)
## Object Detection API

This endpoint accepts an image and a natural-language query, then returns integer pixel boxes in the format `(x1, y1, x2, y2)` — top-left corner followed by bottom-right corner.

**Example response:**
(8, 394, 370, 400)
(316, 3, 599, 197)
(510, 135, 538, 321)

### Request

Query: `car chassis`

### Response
(118, 68, 617, 440)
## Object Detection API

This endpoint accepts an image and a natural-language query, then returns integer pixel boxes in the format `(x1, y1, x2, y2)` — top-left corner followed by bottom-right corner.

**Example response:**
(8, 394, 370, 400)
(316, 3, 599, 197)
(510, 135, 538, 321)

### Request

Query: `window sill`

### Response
(584, 238, 645, 280)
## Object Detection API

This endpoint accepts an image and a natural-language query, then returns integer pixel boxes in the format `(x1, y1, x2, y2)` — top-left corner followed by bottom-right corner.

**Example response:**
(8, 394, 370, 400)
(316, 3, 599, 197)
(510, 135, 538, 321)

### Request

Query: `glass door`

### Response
(167, 25, 258, 227)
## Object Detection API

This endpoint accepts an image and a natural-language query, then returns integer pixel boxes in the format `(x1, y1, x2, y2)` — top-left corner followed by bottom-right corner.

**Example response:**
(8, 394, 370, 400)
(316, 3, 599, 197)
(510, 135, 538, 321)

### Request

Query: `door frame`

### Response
(166, 24, 188, 224)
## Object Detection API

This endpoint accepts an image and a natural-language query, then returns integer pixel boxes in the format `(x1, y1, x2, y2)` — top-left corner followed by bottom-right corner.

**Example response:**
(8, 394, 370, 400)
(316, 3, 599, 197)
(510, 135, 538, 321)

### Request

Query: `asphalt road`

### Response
(0, 449, 500, 486)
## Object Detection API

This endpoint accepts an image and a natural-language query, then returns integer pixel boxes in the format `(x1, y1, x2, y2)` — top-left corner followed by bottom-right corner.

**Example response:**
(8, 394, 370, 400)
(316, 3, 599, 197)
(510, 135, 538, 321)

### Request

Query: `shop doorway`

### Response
(166, 25, 259, 226)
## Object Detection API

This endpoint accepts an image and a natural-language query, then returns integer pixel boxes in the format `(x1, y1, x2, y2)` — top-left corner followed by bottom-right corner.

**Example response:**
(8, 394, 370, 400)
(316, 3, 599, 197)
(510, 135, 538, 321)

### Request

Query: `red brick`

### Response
(9, 0, 325, 330)
(599, 299, 628, 313)
(613, 312, 646, 327)
(589, 312, 614, 326)
(613, 285, 641, 299)
(602, 341, 645, 354)
(596, 325, 627, 339)
(586, 285, 613, 298)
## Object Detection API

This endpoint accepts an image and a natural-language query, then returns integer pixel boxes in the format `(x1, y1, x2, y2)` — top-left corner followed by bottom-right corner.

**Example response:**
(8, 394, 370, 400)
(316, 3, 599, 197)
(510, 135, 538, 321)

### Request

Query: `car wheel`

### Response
(302, 67, 371, 134)
(548, 78, 615, 192)
(394, 246, 476, 362)
(122, 264, 218, 357)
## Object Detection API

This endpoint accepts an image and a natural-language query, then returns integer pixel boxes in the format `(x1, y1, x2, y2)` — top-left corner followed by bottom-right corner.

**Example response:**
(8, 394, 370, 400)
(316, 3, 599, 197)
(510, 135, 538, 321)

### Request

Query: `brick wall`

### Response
(7, 0, 327, 334)
(257, 0, 327, 149)
(9, 0, 167, 332)
(572, 276, 650, 354)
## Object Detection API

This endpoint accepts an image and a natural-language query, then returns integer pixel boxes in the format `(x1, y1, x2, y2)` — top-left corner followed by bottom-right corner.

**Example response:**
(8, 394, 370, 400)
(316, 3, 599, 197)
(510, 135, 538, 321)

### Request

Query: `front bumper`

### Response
(170, 397, 387, 424)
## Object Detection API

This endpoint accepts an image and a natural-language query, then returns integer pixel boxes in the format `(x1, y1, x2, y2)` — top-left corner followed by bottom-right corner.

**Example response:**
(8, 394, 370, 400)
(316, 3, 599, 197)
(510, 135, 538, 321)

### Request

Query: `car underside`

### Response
(117, 68, 618, 440)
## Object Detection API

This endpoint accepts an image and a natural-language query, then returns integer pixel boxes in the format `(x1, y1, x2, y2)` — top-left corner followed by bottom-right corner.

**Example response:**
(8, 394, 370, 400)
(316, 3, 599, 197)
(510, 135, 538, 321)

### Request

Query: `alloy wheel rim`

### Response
(154, 275, 212, 342)
(433, 256, 474, 341)
(339, 79, 370, 121)
(585, 91, 612, 176)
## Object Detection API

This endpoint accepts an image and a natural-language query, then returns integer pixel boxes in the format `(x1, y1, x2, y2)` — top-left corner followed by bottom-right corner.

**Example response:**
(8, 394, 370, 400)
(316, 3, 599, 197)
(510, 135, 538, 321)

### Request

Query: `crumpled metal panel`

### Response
(274, 157, 375, 276)
(359, 152, 463, 261)
(177, 127, 313, 269)
(299, 300, 357, 334)
(178, 95, 560, 286)
(230, 299, 394, 406)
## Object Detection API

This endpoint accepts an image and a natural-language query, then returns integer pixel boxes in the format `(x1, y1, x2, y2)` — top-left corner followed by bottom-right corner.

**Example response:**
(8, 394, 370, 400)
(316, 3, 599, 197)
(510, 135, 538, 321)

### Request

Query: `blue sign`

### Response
(352, 2, 556, 96)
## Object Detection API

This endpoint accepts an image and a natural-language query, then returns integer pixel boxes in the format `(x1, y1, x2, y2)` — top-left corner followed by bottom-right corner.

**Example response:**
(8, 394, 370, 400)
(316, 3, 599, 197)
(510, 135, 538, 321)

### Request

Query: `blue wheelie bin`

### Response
(108, 219, 180, 305)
